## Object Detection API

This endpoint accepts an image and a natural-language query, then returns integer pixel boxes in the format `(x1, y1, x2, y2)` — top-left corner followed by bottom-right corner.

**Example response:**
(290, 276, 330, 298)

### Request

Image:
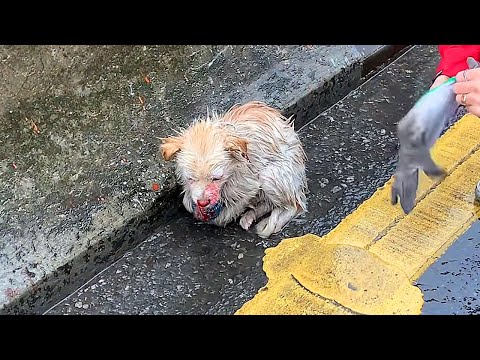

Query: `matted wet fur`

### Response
(160, 101, 308, 238)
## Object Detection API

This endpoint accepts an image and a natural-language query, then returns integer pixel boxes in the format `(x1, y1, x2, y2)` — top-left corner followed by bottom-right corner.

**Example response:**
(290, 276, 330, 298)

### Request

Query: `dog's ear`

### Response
(225, 136, 248, 161)
(160, 136, 183, 161)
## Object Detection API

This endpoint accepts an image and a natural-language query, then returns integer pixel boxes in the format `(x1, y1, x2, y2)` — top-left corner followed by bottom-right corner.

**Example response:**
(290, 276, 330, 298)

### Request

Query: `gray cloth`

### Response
(443, 105, 467, 134)
(391, 78, 459, 214)
(391, 55, 480, 214)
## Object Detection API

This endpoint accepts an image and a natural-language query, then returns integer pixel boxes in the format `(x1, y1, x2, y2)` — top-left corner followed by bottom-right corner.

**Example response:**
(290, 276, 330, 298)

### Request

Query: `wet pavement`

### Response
(235, 112, 480, 314)
(1, 45, 379, 314)
(44, 45, 462, 315)
(419, 220, 480, 315)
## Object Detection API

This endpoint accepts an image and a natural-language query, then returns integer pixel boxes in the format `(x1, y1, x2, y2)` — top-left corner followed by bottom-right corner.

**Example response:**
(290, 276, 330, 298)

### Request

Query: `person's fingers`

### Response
(455, 67, 480, 83)
(466, 104, 480, 117)
(454, 78, 480, 95)
(456, 93, 468, 106)
(455, 69, 469, 83)
(455, 91, 480, 107)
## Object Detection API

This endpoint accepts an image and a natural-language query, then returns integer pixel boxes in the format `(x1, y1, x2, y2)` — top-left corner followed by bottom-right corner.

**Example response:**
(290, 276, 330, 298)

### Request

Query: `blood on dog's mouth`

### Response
(192, 201, 224, 222)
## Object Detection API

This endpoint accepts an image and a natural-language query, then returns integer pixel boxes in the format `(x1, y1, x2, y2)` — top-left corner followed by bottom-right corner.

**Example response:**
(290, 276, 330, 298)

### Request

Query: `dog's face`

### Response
(160, 119, 247, 222)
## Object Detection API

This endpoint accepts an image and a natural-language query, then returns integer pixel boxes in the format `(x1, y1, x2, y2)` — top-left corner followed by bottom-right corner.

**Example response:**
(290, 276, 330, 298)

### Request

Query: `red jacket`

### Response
(436, 45, 480, 77)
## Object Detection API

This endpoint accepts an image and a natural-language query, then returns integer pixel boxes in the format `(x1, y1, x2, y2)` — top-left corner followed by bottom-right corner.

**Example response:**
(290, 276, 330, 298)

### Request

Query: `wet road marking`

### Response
(236, 114, 480, 315)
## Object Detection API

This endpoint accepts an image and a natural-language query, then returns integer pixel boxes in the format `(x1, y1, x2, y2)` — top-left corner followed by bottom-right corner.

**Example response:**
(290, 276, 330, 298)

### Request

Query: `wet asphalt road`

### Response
(418, 220, 480, 315)
(45, 45, 480, 315)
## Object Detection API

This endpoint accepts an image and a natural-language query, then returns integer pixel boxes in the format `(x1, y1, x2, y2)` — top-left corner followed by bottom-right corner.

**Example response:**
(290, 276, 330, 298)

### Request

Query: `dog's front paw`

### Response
(255, 217, 274, 238)
(239, 209, 256, 230)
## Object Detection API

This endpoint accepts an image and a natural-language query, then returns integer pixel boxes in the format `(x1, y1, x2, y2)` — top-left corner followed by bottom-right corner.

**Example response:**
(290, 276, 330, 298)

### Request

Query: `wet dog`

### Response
(160, 101, 308, 238)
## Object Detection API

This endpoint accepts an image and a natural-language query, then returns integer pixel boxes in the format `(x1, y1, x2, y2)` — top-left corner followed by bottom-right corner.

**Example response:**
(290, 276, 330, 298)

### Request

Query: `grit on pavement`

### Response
(2, 45, 402, 314)
(43, 45, 478, 315)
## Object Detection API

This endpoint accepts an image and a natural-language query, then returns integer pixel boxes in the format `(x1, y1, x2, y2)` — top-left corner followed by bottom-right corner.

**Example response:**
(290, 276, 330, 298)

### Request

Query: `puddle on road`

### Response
(418, 217, 480, 315)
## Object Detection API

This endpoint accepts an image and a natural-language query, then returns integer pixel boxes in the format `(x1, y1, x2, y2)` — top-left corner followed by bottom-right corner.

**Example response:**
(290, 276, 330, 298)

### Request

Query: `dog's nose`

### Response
(197, 199, 210, 207)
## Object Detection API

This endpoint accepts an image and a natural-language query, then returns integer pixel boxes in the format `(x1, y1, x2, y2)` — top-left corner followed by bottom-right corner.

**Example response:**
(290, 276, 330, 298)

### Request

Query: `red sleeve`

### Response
(436, 45, 480, 77)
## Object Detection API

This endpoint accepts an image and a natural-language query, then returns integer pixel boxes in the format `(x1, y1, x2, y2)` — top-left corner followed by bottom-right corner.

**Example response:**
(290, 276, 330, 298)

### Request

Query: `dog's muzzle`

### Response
(192, 201, 225, 222)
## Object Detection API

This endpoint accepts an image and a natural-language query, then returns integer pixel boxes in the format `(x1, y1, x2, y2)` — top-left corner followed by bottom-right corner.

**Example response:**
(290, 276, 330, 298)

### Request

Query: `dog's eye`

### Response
(212, 176, 223, 181)
(187, 177, 195, 182)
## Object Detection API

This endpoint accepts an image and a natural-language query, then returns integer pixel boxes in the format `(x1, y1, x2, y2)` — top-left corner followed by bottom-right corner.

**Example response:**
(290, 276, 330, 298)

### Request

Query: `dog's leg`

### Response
(239, 201, 272, 230)
(211, 200, 251, 228)
(255, 206, 298, 238)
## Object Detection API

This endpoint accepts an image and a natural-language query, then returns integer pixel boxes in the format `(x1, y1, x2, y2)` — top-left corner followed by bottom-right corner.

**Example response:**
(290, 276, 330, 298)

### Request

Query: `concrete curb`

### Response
(285, 45, 410, 130)
(1, 45, 410, 314)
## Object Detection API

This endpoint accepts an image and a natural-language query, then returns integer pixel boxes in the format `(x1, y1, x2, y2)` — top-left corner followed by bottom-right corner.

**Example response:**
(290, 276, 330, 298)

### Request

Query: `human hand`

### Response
(430, 74, 451, 89)
(453, 57, 480, 117)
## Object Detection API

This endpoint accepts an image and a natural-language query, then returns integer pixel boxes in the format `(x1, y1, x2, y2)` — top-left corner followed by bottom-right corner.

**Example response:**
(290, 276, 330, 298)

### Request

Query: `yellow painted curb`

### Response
(236, 114, 480, 315)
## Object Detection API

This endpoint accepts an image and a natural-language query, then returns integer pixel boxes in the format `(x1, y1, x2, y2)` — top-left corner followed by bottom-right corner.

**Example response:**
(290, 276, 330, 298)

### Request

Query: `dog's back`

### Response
(220, 102, 308, 237)
(161, 101, 308, 238)
(222, 101, 307, 182)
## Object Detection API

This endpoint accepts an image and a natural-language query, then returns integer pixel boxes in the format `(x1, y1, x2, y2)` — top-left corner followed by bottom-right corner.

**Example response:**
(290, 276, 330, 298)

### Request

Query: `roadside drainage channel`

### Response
(1, 45, 410, 314)
(285, 45, 411, 130)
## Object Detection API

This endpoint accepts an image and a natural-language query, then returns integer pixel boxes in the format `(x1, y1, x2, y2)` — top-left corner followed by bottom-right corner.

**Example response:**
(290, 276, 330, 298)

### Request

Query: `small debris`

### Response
(74, 301, 83, 308)
(144, 75, 151, 85)
(82, 304, 89, 309)
(152, 183, 160, 192)
(5, 288, 20, 298)
(347, 282, 358, 291)
(332, 185, 342, 194)
(12, 163, 17, 170)
(30, 119, 40, 134)
(238, 253, 244, 259)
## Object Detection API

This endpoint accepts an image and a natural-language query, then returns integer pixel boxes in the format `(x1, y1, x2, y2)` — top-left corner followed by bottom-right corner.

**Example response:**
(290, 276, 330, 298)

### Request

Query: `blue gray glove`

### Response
(391, 57, 480, 214)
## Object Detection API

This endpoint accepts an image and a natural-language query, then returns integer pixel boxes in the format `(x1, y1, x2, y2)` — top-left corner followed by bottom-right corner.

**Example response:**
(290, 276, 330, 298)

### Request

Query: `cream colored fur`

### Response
(160, 101, 308, 238)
